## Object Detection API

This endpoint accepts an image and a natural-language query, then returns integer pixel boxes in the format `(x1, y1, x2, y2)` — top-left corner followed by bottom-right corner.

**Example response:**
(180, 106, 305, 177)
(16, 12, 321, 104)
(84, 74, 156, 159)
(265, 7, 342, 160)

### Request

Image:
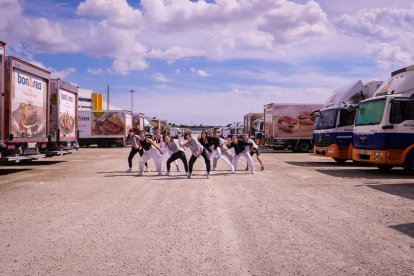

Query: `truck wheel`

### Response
(403, 152, 414, 175)
(297, 141, 311, 153)
(333, 158, 347, 164)
(376, 165, 393, 172)
(97, 140, 107, 148)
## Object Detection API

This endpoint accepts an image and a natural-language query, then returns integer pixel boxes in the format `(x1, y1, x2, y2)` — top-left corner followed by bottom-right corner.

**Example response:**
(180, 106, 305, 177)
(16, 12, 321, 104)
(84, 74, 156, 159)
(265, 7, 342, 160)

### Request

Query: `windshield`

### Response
(338, 108, 356, 127)
(355, 99, 386, 126)
(315, 109, 337, 130)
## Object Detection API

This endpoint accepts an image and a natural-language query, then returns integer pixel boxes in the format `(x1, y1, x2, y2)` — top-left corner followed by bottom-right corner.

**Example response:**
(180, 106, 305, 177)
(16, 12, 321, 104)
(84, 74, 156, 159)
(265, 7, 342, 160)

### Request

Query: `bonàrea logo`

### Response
(17, 72, 42, 91)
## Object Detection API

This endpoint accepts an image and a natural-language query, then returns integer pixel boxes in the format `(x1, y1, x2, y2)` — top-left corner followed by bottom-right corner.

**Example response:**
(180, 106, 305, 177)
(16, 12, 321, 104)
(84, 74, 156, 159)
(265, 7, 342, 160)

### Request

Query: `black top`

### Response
(198, 137, 217, 152)
(228, 140, 252, 155)
(140, 138, 152, 151)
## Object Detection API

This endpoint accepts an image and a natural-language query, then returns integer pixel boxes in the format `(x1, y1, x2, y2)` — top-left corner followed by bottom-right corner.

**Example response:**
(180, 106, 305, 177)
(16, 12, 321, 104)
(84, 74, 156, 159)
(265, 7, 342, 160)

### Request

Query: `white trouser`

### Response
(211, 147, 233, 169)
(232, 150, 254, 172)
(139, 148, 162, 173)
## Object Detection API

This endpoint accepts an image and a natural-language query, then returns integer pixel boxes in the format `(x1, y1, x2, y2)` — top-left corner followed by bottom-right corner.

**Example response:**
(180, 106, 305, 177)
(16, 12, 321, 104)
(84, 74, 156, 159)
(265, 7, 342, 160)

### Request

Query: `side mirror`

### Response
(347, 105, 356, 112)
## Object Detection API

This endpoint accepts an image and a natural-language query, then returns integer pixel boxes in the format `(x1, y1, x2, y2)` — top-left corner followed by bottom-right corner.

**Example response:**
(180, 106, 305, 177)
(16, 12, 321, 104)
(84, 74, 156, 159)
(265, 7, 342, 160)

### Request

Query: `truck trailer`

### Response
(313, 80, 383, 163)
(264, 103, 322, 152)
(0, 42, 51, 162)
(352, 65, 414, 174)
(243, 112, 264, 144)
(45, 78, 79, 156)
(78, 110, 132, 148)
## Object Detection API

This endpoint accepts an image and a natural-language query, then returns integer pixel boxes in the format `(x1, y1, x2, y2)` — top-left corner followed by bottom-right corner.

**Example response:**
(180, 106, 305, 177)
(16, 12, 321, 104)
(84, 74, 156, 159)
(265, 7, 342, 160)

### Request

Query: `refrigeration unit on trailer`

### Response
(352, 65, 414, 174)
(1, 53, 51, 163)
(264, 103, 322, 152)
(78, 110, 132, 148)
(45, 79, 78, 156)
(313, 80, 383, 163)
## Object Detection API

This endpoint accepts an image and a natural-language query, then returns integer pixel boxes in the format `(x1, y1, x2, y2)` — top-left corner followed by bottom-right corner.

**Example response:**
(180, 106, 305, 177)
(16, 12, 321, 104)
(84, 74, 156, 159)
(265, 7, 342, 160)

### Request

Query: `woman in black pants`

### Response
(126, 129, 149, 172)
(164, 135, 188, 176)
(180, 133, 211, 179)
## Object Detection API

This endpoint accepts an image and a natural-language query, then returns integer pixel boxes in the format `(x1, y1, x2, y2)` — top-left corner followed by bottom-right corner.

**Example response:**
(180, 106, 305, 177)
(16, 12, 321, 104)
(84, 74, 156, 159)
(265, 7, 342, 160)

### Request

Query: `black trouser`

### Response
(167, 151, 188, 172)
(188, 148, 210, 174)
(128, 148, 147, 168)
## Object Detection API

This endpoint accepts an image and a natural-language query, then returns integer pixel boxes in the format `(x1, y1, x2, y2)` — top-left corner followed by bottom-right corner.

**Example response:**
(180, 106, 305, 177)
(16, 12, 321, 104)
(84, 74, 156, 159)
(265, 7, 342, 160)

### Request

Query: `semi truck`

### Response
(0, 41, 51, 162)
(78, 110, 132, 148)
(244, 112, 264, 144)
(132, 113, 153, 137)
(313, 80, 383, 163)
(264, 103, 322, 152)
(352, 65, 414, 174)
(45, 78, 79, 156)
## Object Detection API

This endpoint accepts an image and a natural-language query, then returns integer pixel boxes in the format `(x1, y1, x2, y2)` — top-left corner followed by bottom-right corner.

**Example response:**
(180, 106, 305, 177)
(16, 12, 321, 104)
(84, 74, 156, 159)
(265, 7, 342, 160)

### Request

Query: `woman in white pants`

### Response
(211, 133, 234, 172)
(154, 131, 180, 172)
(227, 136, 255, 174)
(137, 130, 163, 176)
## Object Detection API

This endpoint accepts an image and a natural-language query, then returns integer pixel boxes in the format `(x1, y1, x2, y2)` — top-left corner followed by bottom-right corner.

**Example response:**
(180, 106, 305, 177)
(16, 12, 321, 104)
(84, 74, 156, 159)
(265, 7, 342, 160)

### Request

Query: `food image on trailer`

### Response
(58, 90, 76, 139)
(11, 69, 47, 139)
(271, 105, 319, 138)
(91, 111, 126, 136)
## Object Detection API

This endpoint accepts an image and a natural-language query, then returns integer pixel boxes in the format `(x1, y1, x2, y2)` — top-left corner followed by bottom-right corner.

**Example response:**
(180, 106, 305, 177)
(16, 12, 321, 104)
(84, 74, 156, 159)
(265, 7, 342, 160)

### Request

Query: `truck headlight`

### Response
(327, 147, 335, 154)
(374, 151, 384, 157)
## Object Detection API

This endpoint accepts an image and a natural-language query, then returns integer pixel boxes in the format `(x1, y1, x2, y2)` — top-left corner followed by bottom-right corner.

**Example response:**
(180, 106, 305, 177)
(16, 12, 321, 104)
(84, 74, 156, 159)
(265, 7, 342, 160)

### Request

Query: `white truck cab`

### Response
(352, 65, 414, 174)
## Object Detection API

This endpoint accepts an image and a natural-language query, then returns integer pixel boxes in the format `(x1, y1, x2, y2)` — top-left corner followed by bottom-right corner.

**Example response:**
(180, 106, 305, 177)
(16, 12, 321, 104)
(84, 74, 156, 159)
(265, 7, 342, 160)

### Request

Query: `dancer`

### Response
(126, 129, 149, 172)
(227, 135, 255, 174)
(243, 134, 264, 171)
(163, 135, 188, 176)
(137, 130, 163, 176)
(154, 131, 180, 172)
(180, 133, 211, 179)
(210, 133, 234, 172)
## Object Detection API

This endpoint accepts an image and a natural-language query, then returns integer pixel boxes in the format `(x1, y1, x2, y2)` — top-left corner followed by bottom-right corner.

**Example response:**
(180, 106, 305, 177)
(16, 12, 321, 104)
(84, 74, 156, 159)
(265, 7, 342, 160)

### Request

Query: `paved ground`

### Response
(0, 147, 413, 275)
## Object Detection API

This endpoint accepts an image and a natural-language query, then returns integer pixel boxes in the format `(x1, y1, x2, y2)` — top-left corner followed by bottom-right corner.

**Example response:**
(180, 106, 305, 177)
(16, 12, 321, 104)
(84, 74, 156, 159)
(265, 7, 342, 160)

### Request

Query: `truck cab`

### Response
(352, 65, 414, 174)
(313, 80, 382, 163)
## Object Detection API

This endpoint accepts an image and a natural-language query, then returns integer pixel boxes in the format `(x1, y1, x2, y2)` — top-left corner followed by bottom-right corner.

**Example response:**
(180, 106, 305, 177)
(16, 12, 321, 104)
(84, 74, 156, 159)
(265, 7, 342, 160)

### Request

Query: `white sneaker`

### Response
(165, 171, 170, 176)
(158, 172, 163, 176)
(187, 173, 192, 179)
(207, 173, 211, 179)
(126, 168, 132, 173)
(145, 167, 151, 173)
(231, 165, 235, 173)
(136, 172, 143, 176)
(252, 170, 256, 175)
(212, 167, 216, 171)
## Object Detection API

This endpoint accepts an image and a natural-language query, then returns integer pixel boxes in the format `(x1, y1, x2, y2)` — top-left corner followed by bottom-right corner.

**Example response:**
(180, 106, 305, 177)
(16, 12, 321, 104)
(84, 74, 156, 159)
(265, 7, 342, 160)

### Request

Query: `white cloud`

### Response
(190, 68, 211, 77)
(147, 46, 205, 61)
(152, 73, 171, 83)
(335, 5, 414, 69)
(52, 67, 76, 79)
(87, 68, 107, 75)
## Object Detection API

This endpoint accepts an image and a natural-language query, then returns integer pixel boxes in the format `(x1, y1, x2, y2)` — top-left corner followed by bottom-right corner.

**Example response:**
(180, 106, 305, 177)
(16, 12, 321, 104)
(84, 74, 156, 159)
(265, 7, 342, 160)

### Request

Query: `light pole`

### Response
(129, 89, 135, 113)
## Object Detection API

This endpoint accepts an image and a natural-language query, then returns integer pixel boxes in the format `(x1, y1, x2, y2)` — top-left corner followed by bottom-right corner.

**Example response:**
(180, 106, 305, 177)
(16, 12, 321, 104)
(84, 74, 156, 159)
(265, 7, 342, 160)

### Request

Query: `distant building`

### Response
(78, 88, 121, 111)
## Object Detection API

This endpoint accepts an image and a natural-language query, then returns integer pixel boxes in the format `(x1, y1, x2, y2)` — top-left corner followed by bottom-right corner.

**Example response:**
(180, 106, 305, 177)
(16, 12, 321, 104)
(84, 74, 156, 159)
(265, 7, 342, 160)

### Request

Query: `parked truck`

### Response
(0, 42, 51, 162)
(45, 78, 79, 156)
(313, 80, 383, 163)
(352, 65, 414, 174)
(244, 112, 264, 144)
(78, 110, 132, 148)
(264, 103, 322, 152)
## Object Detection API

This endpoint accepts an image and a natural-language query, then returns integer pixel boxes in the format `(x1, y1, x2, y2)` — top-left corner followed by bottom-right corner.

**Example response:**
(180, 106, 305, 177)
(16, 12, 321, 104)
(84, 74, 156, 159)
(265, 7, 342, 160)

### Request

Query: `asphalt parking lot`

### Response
(1, 148, 413, 275)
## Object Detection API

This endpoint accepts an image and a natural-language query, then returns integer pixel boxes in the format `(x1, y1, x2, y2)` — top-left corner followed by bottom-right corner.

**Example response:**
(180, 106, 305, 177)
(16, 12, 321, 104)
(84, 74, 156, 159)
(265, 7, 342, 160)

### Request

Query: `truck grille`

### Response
(314, 135, 330, 147)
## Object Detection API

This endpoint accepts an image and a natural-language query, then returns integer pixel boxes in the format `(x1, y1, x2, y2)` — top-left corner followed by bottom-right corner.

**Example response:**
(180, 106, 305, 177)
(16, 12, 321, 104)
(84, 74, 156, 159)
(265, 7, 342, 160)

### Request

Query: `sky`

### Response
(1, 0, 413, 125)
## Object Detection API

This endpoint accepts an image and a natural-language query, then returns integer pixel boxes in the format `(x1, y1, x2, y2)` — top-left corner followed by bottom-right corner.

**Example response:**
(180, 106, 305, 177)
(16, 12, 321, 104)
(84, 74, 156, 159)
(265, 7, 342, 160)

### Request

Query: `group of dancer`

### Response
(127, 129, 264, 179)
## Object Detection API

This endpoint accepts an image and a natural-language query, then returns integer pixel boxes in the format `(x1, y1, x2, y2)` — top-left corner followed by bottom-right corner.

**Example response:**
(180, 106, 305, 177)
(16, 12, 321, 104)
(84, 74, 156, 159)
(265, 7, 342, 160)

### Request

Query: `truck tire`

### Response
(376, 164, 393, 172)
(296, 141, 311, 153)
(333, 158, 347, 164)
(403, 151, 414, 175)
(97, 140, 107, 148)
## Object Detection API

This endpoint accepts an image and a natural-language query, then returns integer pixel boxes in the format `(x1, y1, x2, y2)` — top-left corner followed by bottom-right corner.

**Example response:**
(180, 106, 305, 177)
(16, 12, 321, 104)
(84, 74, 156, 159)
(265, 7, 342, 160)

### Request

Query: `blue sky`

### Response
(1, 0, 413, 125)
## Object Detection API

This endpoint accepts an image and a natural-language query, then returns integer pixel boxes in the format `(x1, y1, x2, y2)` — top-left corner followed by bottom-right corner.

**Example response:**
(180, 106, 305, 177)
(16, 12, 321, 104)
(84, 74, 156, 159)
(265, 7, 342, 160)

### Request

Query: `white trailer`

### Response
(78, 110, 132, 148)
(264, 103, 323, 152)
